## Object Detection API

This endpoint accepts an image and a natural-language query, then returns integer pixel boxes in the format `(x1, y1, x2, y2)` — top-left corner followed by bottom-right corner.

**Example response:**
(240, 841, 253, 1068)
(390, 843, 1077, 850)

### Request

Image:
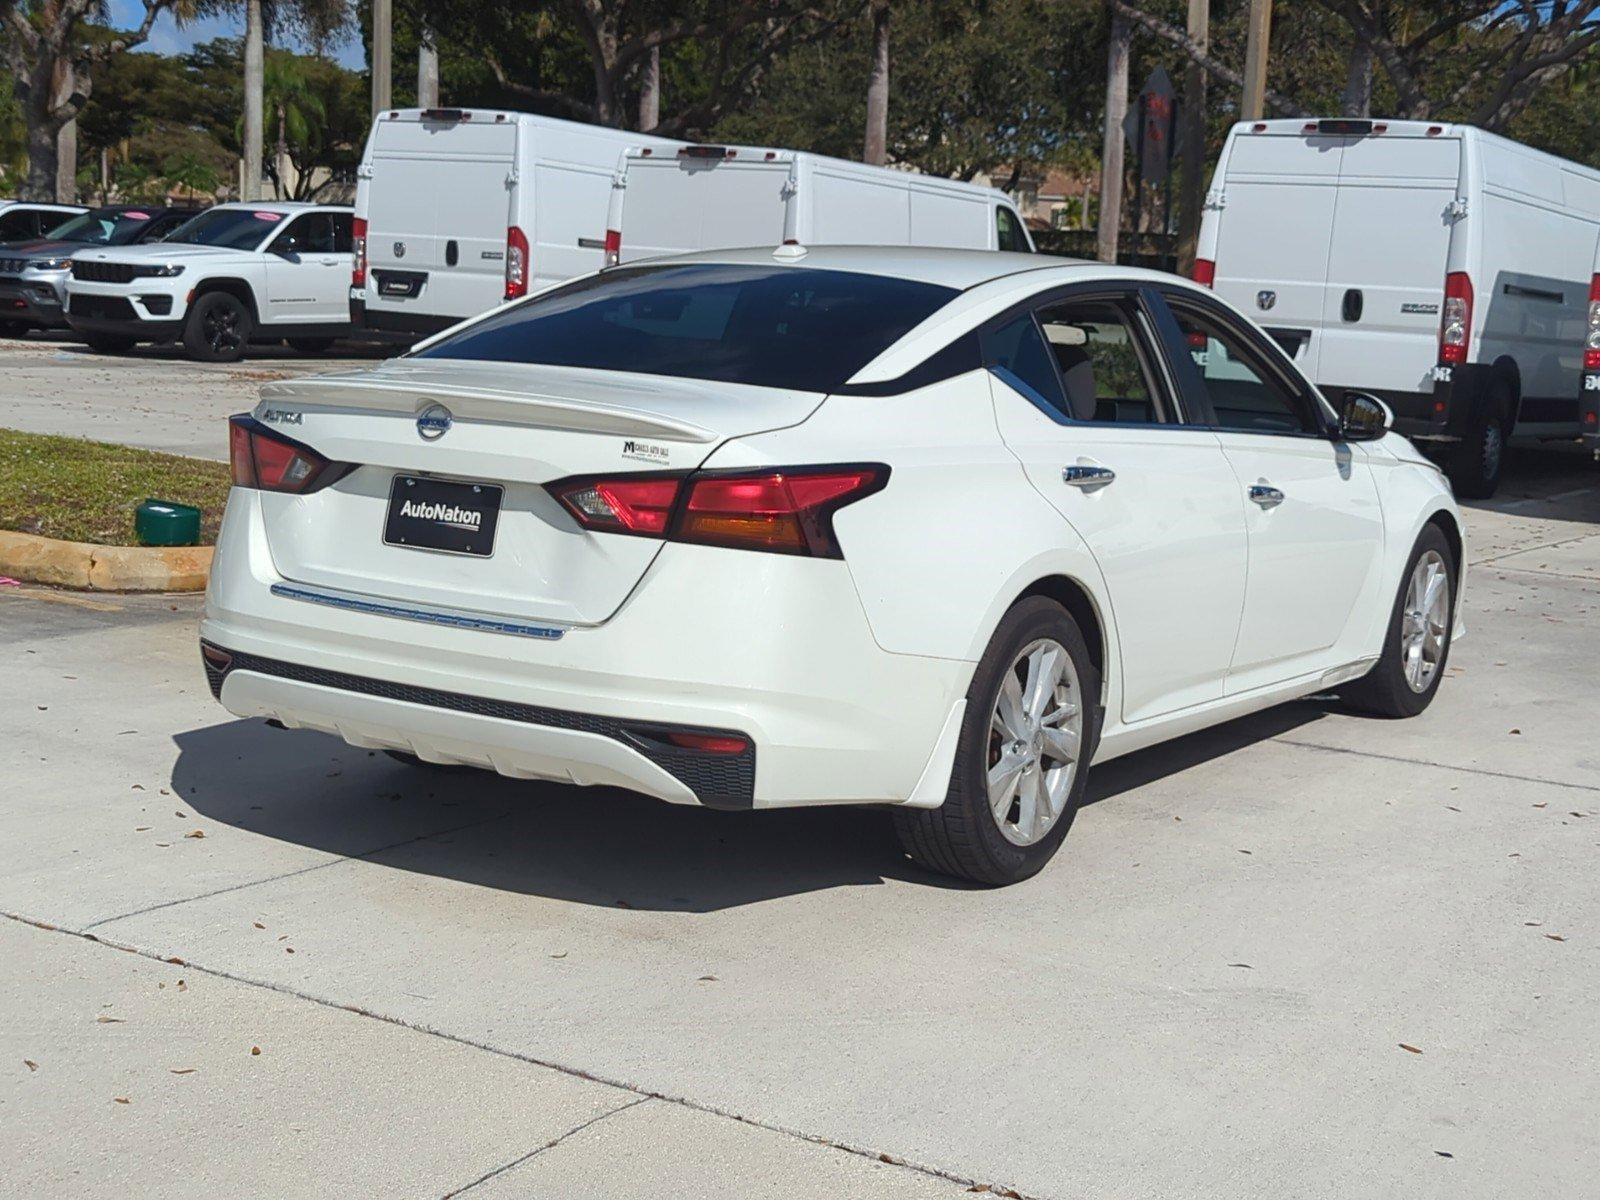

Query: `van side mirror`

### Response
(1338, 391, 1392, 441)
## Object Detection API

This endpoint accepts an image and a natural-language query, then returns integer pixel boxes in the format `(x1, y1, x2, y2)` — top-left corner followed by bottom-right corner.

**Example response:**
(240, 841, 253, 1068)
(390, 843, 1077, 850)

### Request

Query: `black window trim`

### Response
(1152, 287, 1340, 441)
(975, 280, 1202, 430)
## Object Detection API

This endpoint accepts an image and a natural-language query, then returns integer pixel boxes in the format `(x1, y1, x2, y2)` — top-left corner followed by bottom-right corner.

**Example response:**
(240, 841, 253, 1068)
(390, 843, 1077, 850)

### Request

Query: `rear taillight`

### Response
(1439, 272, 1473, 365)
(1585, 275, 1600, 371)
(505, 225, 529, 299)
(228, 415, 347, 494)
(351, 216, 367, 288)
(603, 228, 621, 268)
(1191, 258, 1215, 288)
(548, 465, 889, 558)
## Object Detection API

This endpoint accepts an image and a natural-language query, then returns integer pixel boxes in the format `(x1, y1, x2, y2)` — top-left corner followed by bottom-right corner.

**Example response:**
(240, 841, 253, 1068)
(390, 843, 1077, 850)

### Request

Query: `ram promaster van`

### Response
(604, 144, 1033, 266)
(1581, 243, 1600, 456)
(351, 109, 680, 339)
(1197, 117, 1600, 497)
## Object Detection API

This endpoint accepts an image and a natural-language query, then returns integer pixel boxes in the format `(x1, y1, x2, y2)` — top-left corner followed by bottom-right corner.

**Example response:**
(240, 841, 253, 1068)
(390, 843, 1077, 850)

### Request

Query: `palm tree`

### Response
(261, 49, 324, 197)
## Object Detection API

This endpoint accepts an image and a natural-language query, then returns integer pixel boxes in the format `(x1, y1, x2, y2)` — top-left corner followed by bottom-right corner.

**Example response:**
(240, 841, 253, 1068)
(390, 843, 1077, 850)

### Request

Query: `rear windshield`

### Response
(44, 209, 155, 245)
(163, 208, 286, 250)
(415, 264, 958, 392)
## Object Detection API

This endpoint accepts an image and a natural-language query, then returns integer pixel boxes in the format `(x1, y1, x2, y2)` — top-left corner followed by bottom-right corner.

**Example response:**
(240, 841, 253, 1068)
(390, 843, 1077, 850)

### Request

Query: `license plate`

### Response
(384, 475, 501, 558)
(380, 278, 416, 296)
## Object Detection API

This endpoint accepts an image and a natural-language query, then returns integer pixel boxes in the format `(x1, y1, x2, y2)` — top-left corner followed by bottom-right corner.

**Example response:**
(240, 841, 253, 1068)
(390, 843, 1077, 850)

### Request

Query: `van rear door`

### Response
(1212, 131, 1345, 379)
(1317, 133, 1461, 396)
(616, 152, 791, 262)
(365, 114, 515, 322)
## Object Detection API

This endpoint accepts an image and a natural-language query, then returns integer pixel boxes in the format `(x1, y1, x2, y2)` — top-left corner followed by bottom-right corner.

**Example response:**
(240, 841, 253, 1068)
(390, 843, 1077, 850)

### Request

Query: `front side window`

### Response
(996, 207, 1029, 252)
(1167, 302, 1319, 434)
(165, 208, 286, 251)
(417, 264, 957, 393)
(1034, 298, 1167, 424)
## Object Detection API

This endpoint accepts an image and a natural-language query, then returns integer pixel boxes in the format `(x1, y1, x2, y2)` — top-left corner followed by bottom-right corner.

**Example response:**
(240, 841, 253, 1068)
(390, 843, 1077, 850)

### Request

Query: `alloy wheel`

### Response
(205, 306, 242, 353)
(1401, 549, 1450, 693)
(986, 637, 1083, 847)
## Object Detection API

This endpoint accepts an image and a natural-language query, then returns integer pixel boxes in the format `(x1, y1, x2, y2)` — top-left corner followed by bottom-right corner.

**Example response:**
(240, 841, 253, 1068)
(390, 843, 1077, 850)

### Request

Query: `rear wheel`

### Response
(893, 596, 1100, 886)
(1446, 380, 1512, 499)
(183, 291, 252, 362)
(1342, 524, 1456, 718)
(83, 332, 138, 354)
(287, 336, 335, 355)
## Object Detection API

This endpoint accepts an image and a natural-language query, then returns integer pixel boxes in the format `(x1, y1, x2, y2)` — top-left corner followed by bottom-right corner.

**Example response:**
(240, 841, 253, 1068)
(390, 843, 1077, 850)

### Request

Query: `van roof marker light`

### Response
(1251, 123, 1267, 133)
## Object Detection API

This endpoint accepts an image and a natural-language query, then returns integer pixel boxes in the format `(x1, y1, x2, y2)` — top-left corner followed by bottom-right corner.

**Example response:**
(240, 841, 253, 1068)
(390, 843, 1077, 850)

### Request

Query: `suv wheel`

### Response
(184, 291, 252, 362)
(893, 596, 1101, 886)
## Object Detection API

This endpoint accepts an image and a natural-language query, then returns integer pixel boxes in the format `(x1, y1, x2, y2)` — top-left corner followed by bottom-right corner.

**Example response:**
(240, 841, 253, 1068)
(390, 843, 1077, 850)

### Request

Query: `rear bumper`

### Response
(349, 295, 458, 340)
(1582, 373, 1599, 449)
(201, 488, 971, 810)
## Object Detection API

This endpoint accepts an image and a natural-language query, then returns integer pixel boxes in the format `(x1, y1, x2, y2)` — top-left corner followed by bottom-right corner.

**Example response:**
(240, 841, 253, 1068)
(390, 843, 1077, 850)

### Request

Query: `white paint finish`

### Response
(1214, 433, 1387, 689)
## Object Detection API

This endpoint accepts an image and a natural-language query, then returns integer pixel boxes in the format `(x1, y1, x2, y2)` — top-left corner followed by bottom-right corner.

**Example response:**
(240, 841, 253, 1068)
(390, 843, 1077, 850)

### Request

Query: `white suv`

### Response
(65, 202, 354, 361)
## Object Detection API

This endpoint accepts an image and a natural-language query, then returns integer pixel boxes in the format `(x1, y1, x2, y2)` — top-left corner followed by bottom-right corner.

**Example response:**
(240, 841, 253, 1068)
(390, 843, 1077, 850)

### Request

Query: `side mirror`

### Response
(1338, 391, 1392, 442)
(270, 236, 300, 258)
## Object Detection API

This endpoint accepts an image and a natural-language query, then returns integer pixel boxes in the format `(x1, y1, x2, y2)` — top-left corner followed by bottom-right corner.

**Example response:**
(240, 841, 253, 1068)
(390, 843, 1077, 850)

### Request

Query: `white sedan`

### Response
(201, 246, 1463, 885)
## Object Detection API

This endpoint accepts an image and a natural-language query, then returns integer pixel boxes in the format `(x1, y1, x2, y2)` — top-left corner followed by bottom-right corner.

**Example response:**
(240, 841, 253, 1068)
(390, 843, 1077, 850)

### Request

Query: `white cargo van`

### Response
(1196, 117, 1600, 496)
(603, 144, 1033, 266)
(351, 108, 680, 338)
(1580, 251, 1600, 455)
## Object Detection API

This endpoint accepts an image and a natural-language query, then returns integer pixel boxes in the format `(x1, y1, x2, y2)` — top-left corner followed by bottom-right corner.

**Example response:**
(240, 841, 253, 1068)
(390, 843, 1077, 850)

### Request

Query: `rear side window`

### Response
(983, 315, 1069, 418)
(416, 264, 958, 393)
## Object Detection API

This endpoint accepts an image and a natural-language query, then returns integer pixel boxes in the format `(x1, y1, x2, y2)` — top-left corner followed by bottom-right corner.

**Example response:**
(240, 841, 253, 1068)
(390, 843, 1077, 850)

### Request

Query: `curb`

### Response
(0, 530, 212, 592)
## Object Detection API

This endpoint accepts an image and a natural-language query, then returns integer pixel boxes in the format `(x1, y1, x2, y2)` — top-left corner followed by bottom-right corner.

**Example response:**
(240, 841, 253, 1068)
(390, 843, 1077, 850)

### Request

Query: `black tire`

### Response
(1341, 524, 1456, 719)
(1446, 380, 1512, 499)
(893, 596, 1101, 886)
(287, 336, 335, 355)
(183, 290, 252, 362)
(83, 332, 138, 354)
(0, 318, 30, 338)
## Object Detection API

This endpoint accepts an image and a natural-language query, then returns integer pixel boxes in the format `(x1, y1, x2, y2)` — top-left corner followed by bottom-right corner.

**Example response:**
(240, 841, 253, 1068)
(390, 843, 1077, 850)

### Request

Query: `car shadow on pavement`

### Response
(171, 701, 1334, 911)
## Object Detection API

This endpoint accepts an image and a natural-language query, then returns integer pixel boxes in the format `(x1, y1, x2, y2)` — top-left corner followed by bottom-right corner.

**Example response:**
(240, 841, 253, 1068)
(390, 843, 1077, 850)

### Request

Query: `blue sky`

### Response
(109, 1, 367, 68)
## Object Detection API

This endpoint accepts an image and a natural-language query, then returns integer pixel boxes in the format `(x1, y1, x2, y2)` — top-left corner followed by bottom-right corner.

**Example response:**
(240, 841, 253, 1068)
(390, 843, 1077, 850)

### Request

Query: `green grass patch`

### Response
(0, 427, 231, 546)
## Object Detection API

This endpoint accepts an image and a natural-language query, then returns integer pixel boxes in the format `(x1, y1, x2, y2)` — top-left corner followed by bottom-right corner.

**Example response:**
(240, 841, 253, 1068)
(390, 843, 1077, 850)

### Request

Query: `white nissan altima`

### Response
(201, 246, 1463, 885)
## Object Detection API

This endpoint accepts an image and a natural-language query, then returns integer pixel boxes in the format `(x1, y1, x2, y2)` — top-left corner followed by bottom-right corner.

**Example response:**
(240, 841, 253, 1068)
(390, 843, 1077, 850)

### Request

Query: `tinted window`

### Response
(983, 314, 1069, 418)
(996, 207, 1029, 252)
(275, 212, 337, 254)
(417, 264, 957, 393)
(44, 208, 157, 245)
(330, 212, 353, 253)
(165, 208, 286, 250)
(137, 212, 193, 242)
(1168, 302, 1316, 434)
(0, 210, 35, 240)
(1034, 298, 1167, 423)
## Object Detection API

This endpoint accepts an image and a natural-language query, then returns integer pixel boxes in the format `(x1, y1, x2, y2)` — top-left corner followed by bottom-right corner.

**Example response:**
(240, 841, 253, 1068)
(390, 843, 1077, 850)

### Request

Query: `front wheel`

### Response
(893, 596, 1100, 886)
(1342, 524, 1456, 718)
(183, 291, 252, 362)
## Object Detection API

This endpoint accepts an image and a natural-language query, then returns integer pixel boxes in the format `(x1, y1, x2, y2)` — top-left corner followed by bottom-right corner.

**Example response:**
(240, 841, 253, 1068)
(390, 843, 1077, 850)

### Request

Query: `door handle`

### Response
(1062, 464, 1115, 489)
(1249, 483, 1285, 509)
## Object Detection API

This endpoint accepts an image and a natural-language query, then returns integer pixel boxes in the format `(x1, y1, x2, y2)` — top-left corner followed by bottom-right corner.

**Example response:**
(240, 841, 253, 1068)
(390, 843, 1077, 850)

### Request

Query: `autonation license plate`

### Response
(383, 475, 502, 558)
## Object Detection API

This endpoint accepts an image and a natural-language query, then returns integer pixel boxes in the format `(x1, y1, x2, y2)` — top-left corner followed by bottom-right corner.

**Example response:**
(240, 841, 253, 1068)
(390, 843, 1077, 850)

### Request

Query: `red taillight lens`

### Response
(549, 465, 888, 557)
(1584, 275, 1600, 371)
(505, 225, 529, 299)
(1439, 272, 1473, 365)
(228, 416, 345, 494)
(603, 228, 621, 268)
(351, 216, 367, 288)
(1191, 258, 1215, 287)
(663, 731, 748, 755)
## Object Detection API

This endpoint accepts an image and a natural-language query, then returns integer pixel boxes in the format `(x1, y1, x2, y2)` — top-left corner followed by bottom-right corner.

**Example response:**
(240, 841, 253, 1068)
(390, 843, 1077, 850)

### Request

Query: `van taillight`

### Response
(505, 225, 529, 299)
(351, 217, 367, 288)
(603, 228, 621, 268)
(548, 465, 890, 558)
(1585, 275, 1600, 371)
(1192, 258, 1215, 288)
(228, 415, 347, 494)
(1439, 272, 1473, 365)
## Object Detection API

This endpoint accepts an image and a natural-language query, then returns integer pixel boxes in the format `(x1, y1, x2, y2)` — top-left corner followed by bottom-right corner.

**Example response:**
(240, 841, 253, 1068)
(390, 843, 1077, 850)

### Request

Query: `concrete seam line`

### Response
(1273, 737, 1600, 794)
(0, 911, 1044, 1200)
(440, 1096, 655, 1198)
(1471, 529, 1600, 566)
(80, 808, 518, 931)
(1473, 565, 1600, 585)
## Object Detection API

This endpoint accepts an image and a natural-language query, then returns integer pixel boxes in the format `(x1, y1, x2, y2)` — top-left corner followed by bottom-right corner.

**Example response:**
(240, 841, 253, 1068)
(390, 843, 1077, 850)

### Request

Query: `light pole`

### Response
(1241, 0, 1272, 121)
(372, 0, 393, 117)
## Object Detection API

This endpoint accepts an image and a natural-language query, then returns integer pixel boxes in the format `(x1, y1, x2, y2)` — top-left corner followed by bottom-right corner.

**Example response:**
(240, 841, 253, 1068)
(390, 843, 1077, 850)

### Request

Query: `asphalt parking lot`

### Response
(3, 351, 1598, 1197)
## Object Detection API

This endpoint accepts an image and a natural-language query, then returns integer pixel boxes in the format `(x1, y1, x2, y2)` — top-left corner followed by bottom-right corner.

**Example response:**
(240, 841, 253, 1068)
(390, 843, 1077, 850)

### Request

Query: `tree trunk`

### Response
(55, 118, 76, 203)
(1342, 39, 1373, 117)
(864, 1, 890, 166)
(24, 116, 59, 202)
(638, 45, 660, 131)
(417, 23, 440, 108)
(1240, 0, 1273, 122)
(1098, 7, 1131, 264)
(1176, 0, 1209, 273)
(243, 0, 264, 201)
(276, 105, 288, 200)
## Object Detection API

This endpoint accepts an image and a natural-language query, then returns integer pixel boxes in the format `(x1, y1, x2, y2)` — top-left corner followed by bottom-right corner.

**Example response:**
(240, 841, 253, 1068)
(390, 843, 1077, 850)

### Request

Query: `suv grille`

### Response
(71, 260, 137, 284)
(68, 294, 136, 321)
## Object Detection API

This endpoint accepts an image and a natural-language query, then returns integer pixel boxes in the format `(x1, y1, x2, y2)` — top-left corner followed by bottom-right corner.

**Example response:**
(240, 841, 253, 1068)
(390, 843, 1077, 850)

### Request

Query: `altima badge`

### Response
(416, 404, 452, 441)
(1257, 290, 1277, 311)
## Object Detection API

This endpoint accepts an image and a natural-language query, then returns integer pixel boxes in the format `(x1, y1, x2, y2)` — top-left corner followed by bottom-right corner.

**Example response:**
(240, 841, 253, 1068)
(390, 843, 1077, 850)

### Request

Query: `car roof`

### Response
(631, 244, 1182, 293)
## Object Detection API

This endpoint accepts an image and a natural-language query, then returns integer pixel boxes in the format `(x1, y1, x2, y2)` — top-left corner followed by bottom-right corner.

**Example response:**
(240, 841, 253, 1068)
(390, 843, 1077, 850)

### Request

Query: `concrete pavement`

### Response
(2, 451, 1597, 1198)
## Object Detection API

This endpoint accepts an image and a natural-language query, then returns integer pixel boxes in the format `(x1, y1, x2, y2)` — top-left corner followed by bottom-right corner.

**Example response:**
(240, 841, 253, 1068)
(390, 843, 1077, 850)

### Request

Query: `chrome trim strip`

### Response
(269, 583, 566, 640)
